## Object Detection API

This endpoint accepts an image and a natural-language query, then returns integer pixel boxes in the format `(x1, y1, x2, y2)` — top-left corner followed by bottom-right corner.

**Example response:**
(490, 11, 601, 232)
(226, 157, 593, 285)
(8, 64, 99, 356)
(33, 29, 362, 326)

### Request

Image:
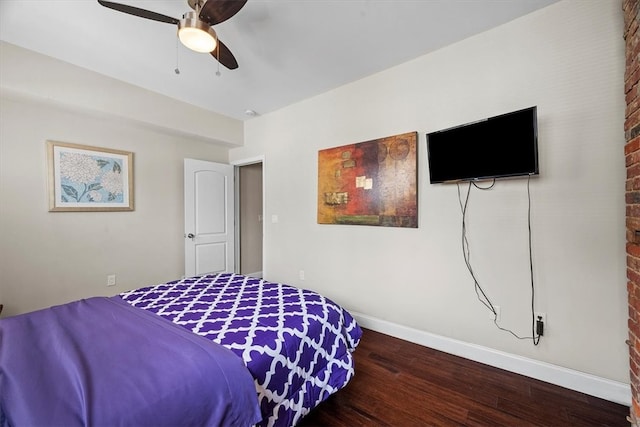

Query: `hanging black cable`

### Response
(526, 176, 541, 345)
(457, 176, 541, 344)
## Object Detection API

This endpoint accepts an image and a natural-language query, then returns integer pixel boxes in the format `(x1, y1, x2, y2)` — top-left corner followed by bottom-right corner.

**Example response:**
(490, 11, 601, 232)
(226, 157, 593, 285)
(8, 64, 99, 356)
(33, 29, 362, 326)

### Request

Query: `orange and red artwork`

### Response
(317, 131, 418, 227)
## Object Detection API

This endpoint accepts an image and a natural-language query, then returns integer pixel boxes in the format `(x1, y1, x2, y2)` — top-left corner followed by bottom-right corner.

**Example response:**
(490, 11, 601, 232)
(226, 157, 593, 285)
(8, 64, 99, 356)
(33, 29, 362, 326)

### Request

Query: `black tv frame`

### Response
(426, 106, 539, 184)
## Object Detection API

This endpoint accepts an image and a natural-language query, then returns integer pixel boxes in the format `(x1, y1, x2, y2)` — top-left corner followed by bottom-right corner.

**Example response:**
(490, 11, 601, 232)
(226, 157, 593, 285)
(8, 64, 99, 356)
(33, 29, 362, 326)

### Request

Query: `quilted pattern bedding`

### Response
(119, 273, 362, 427)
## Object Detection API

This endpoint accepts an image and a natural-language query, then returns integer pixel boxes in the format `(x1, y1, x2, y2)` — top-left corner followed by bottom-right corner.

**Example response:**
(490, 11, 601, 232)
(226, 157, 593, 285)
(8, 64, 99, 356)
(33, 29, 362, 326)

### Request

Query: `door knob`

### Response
(187, 233, 195, 240)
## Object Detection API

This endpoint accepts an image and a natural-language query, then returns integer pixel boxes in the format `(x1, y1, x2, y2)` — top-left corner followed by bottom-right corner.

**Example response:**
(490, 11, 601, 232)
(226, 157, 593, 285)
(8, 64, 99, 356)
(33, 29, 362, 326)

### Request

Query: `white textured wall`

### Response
(231, 0, 627, 383)
(0, 41, 243, 147)
(0, 95, 229, 316)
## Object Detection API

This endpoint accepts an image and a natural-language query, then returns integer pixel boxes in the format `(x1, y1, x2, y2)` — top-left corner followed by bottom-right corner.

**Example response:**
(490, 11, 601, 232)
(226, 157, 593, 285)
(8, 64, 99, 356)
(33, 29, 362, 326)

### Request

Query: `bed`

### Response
(0, 273, 362, 427)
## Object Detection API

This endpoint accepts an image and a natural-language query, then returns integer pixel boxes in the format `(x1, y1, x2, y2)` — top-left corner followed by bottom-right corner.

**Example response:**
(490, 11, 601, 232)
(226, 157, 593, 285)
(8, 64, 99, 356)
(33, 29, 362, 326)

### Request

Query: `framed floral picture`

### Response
(47, 141, 134, 212)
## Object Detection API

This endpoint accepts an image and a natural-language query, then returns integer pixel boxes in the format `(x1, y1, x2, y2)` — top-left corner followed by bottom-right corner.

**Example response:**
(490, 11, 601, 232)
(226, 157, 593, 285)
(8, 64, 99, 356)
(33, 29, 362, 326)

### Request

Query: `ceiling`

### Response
(0, 0, 559, 121)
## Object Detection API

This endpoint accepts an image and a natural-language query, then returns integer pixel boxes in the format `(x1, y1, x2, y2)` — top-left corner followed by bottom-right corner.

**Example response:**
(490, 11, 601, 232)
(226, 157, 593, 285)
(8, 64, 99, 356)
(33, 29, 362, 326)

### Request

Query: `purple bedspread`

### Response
(120, 273, 362, 427)
(0, 296, 261, 427)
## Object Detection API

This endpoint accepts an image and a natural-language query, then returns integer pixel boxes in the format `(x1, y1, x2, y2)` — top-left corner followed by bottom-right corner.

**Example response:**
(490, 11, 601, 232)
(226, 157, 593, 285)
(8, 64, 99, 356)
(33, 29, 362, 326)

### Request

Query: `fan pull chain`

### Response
(174, 37, 180, 75)
(215, 33, 221, 77)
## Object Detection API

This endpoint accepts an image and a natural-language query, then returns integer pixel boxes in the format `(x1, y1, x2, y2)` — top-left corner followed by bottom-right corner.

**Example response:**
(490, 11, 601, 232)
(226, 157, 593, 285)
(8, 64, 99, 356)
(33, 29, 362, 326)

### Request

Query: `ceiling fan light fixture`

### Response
(178, 11, 217, 53)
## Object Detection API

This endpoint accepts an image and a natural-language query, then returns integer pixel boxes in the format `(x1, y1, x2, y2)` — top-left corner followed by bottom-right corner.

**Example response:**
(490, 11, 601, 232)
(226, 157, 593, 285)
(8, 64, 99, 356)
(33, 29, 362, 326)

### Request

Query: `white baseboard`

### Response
(351, 312, 631, 407)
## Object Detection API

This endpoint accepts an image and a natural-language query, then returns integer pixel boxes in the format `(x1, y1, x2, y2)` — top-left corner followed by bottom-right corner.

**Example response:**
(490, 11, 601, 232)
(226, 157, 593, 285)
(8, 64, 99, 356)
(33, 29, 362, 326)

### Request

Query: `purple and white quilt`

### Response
(119, 273, 362, 427)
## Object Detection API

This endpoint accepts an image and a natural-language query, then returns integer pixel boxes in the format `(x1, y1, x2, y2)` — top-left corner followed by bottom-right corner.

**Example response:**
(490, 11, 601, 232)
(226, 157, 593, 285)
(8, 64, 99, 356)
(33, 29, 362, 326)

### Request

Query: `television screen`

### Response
(426, 106, 538, 184)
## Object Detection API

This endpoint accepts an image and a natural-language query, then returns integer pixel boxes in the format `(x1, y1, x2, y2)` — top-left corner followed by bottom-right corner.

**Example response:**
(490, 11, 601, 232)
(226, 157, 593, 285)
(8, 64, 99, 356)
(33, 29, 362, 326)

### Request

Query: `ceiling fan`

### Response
(97, 0, 247, 70)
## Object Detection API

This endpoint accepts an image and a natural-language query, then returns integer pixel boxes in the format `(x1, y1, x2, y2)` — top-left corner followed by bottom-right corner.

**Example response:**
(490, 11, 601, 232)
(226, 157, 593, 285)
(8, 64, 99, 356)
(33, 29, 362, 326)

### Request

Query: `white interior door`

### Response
(184, 159, 235, 277)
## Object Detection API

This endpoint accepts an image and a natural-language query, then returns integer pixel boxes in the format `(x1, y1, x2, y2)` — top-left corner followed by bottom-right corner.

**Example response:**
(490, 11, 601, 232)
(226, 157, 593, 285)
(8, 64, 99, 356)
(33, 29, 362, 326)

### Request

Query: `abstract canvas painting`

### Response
(318, 131, 417, 227)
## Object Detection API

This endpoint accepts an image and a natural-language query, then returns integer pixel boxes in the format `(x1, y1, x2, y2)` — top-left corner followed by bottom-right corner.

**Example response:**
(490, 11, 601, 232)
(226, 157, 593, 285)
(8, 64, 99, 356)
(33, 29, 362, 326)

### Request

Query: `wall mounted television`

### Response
(426, 106, 539, 184)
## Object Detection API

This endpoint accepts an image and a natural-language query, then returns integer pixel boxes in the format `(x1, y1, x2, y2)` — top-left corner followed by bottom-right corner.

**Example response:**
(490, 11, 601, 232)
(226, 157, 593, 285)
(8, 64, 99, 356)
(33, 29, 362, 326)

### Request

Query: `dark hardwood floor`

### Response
(299, 329, 629, 427)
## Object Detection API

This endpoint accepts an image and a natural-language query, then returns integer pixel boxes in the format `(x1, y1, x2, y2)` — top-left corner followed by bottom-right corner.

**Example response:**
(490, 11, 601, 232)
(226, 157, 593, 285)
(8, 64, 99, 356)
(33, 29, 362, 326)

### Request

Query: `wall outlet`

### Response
(299, 270, 305, 280)
(107, 274, 116, 287)
(535, 312, 546, 324)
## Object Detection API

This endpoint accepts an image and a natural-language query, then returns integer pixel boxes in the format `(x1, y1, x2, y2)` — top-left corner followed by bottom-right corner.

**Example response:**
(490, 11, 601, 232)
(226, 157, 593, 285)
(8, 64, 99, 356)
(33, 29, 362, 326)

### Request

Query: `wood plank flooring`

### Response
(298, 329, 629, 427)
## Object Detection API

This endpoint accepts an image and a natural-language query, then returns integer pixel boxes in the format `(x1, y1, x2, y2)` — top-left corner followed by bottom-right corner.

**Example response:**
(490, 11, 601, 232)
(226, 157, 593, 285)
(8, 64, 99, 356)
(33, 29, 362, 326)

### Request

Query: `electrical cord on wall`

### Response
(457, 175, 541, 345)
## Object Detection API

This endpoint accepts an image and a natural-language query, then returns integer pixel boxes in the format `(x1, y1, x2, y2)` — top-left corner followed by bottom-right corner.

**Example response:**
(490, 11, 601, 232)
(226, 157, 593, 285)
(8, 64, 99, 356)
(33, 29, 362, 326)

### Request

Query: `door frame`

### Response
(231, 155, 266, 278)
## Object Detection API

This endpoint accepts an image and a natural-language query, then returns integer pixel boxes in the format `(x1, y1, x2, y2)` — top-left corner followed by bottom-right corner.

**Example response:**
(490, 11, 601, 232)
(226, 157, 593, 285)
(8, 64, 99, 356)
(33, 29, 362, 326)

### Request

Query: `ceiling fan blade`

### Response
(199, 0, 247, 26)
(97, 0, 179, 25)
(211, 40, 239, 70)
